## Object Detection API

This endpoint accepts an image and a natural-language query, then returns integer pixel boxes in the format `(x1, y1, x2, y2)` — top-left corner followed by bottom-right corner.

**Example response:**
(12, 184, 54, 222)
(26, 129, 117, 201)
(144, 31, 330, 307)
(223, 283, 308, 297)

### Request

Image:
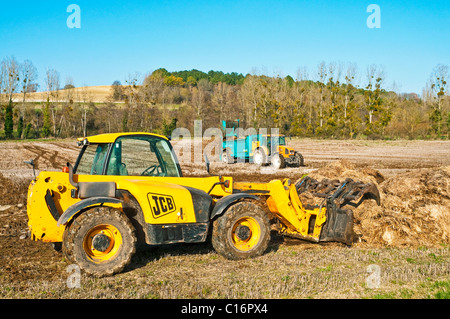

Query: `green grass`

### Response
(430, 280, 450, 299)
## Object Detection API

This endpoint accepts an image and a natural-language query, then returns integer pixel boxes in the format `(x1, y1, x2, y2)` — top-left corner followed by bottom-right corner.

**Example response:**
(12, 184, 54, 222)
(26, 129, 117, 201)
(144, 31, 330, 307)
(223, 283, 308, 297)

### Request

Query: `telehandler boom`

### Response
(26, 132, 380, 276)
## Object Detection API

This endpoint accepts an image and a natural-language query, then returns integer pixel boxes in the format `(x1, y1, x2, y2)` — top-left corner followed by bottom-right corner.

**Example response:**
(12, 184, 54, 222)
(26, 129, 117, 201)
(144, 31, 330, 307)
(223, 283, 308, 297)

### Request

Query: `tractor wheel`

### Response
(212, 201, 270, 260)
(253, 148, 266, 166)
(294, 152, 304, 167)
(64, 206, 137, 277)
(271, 153, 286, 169)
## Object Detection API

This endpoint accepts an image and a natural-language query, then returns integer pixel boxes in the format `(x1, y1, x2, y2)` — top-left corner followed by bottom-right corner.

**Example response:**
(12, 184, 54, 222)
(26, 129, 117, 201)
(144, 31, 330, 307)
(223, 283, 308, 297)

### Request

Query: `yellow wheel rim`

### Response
(83, 224, 123, 263)
(231, 217, 261, 251)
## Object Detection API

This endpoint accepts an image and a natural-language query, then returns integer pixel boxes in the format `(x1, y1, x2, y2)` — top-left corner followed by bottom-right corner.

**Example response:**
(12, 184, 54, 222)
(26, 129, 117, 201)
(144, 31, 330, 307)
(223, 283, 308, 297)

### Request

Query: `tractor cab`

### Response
(74, 132, 182, 177)
(221, 119, 240, 139)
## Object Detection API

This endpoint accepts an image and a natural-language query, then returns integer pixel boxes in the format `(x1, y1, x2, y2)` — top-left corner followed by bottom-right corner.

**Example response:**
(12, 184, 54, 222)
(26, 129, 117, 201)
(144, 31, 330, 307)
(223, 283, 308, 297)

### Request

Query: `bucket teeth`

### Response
(296, 176, 381, 209)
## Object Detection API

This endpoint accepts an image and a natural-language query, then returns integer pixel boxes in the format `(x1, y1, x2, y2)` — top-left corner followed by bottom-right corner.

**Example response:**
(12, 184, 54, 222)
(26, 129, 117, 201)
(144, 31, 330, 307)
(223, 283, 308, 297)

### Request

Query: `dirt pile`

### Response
(302, 160, 450, 248)
(0, 173, 29, 206)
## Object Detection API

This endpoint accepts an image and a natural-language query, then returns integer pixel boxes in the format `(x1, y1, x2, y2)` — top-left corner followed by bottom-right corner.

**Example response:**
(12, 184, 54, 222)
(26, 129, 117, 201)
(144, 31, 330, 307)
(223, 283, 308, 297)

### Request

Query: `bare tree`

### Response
(63, 76, 76, 104)
(45, 68, 61, 136)
(142, 71, 165, 105)
(45, 68, 60, 101)
(239, 75, 261, 126)
(316, 61, 328, 128)
(2, 56, 20, 101)
(20, 59, 38, 104)
(296, 66, 309, 82)
(78, 85, 94, 137)
(428, 64, 449, 136)
(365, 64, 385, 124)
(0, 60, 6, 104)
(343, 62, 358, 119)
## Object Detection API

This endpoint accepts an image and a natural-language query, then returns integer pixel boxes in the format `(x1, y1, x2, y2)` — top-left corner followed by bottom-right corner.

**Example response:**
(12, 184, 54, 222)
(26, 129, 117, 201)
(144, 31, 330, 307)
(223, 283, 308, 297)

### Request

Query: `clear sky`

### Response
(1, 0, 449, 94)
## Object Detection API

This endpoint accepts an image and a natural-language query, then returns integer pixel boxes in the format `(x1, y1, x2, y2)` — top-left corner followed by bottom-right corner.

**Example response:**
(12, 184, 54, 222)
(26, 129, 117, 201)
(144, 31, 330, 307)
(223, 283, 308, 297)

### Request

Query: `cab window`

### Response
(106, 136, 180, 177)
(76, 143, 109, 175)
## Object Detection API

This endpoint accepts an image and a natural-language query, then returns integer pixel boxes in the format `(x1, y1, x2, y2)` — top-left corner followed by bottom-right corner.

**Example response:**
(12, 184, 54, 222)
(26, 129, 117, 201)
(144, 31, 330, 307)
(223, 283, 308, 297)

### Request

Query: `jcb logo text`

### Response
(148, 193, 176, 218)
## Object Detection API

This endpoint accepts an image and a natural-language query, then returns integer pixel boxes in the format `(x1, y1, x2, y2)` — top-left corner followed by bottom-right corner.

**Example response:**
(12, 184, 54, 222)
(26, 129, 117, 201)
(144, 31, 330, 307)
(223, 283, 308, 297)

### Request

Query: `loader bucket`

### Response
(295, 176, 381, 245)
(319, 199, 355, 245)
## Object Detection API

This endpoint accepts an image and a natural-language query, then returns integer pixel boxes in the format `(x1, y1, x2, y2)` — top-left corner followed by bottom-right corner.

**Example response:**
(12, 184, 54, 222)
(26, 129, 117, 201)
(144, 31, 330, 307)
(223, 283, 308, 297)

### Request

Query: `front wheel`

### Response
(212, 201, 270, 260)
(63, 206, 137, 277)
(271, 153, 286, 169)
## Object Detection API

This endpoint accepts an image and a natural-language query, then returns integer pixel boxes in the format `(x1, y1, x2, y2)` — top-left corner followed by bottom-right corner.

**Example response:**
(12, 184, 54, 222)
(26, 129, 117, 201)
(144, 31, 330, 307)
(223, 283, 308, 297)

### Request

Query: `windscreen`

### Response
(75, 143, 109, 175)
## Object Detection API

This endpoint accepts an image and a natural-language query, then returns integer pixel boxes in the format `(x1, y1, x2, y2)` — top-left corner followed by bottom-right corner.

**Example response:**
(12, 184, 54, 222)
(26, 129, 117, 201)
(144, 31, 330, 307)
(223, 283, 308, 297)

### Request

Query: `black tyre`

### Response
(63, 206, 137, 277)
(212, 201, 270, 260)
(294, 152, 304, 167)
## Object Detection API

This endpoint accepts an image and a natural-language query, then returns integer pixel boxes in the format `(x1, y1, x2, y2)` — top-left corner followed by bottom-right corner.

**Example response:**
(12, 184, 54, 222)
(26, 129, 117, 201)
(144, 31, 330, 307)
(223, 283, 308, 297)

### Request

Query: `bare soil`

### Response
(0, 138, 449, 299)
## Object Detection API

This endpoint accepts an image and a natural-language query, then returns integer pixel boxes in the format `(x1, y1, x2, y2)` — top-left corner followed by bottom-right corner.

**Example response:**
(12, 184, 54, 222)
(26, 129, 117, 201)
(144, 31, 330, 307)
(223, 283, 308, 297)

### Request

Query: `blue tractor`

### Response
(220, 120, 304, 169)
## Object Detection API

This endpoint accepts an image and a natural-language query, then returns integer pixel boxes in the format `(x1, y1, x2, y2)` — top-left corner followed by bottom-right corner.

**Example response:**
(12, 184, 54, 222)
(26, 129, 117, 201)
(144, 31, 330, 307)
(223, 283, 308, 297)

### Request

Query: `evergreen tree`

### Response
(162, 118, 178, 136)
(122, 110, 128, 132)
(17, 116, 23, 139)
(24, 123, 32, 139)
(4, 99, 14, 139)
(42, 98, 52, 137)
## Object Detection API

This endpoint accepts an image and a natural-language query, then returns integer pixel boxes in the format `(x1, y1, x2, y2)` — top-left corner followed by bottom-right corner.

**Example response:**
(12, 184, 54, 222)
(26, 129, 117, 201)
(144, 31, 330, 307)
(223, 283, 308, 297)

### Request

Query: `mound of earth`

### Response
(301, 160, 450, 248)
(0, 173, 29, 206)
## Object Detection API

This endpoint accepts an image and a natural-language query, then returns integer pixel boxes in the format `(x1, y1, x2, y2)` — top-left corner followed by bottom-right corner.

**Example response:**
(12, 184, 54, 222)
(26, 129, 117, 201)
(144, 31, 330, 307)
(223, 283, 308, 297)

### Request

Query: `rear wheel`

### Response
(294, 152, 304, 167)
(212, 201, 270, 260)
(253, 148, 266, 166)
(63, 206, 137, 277)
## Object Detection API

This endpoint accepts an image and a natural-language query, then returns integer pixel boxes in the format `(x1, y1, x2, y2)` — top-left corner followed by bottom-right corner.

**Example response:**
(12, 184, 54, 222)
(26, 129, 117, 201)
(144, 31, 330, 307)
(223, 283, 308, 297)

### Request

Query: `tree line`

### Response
(1, 56, 449, 140)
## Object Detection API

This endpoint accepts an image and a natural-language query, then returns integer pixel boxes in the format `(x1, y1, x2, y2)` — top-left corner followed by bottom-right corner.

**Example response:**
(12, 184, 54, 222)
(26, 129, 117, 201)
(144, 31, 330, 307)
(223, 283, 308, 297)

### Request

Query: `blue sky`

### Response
(1, 0, 449, 94)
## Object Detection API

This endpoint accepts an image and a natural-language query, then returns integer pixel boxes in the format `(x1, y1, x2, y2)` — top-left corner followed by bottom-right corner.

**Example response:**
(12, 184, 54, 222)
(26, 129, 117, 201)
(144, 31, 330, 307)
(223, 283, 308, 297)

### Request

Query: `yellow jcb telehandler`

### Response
(25, 132, 380, 276)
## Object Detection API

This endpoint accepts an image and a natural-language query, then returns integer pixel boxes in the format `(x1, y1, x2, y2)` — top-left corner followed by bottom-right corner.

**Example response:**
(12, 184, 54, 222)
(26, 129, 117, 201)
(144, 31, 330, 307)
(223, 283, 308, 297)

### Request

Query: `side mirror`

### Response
(67, 162, 79, 188)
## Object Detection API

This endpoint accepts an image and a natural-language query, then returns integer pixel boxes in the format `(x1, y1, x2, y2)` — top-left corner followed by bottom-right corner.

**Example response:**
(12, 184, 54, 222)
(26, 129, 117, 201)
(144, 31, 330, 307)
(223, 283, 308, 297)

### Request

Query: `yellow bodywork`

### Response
(277, 145, 296, 159)
(27, 132, 325, 247)
(27, 171, 326, 244)
(77, 131, 170, 144)
(27, 171, 233, 243)
(233, 180, 326, 242)
(250, 138, 296, 159)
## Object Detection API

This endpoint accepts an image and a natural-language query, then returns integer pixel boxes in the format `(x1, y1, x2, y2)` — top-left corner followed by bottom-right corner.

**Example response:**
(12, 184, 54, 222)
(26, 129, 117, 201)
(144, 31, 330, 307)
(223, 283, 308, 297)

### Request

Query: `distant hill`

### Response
(10, 85, 113, 103)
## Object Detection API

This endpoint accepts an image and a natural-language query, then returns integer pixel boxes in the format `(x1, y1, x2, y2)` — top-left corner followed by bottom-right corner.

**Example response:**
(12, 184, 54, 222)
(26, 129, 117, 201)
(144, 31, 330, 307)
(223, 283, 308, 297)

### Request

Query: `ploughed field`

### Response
(0, 138, 449, 299)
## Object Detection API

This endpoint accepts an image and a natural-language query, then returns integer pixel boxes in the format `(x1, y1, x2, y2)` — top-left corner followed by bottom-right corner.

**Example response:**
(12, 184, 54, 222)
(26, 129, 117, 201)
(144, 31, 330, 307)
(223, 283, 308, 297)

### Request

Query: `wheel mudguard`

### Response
(57, 197, 122, 227)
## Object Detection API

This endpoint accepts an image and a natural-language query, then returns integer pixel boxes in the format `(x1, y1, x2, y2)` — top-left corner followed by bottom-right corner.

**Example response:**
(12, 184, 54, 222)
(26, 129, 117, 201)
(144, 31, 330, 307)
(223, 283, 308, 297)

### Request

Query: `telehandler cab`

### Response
(26, 132, 380, 276)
